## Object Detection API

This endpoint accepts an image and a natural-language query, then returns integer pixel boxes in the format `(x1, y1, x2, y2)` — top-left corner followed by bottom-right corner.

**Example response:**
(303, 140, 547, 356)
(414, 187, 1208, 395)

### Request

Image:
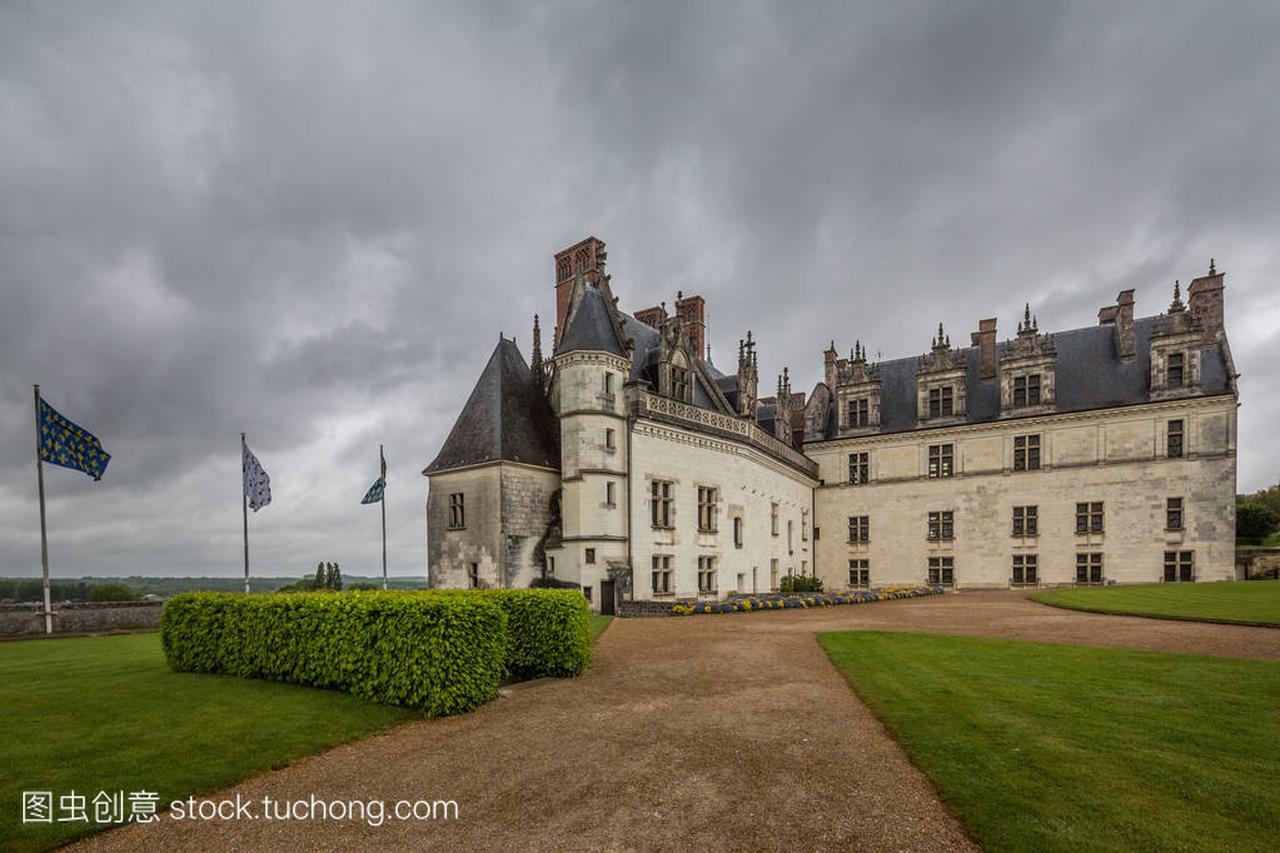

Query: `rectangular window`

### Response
(802, 516, 809, 542)
(584, 548, 595, 564)
(651, 555, 672, 594)
(733, 516, 743, 548)
(1012, 554, 1038, 586)
(846, 397, 869, 427)
(1166, 497, 1184, 531)
(927, 511, 954, 541)
(671, 366, 691, 402)
(1167, 353, 1185, 388)
(583, 586, 593, 603)
(697, 486, 719, 532)
(848, 515, 870, 543)
(848, 559, 870, 588)
(848, 451, 869, 485)
(603, 372, 614, 395)
(927, 385, 955, 418)
(605, 428, 616, 449)
(928, 444, 954, 479)
(1167, 419, 1184, 458)
(771, 503, 779, 536)
(1075, 552, 1104, 584)
(770, 559, 779, 591)
(546, 556, 555, 577)
(697, 556, 717, 593)
(1075, 501, 1104, 533)
(467, 562, 479, 589)
(788, 520, 794, 554)
(448, 493, 466, 529)
(606, 481, 616, 507)
(651, 480, 673, 528)
(927, 556, 955, 586)
(1013, 434, 1041, 471)
(1012, 505, 1038, 537)
(1163, 550, 1194, 583)
(1013, 374, 1043, 407)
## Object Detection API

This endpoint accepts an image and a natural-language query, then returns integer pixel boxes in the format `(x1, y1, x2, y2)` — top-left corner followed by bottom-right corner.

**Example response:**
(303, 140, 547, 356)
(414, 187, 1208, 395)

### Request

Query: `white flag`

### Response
(242, 440, 272, 511)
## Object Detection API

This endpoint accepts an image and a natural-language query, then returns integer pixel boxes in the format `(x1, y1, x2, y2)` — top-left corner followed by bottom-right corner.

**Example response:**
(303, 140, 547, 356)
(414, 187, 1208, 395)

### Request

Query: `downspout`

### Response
(626, 399, 634, 602)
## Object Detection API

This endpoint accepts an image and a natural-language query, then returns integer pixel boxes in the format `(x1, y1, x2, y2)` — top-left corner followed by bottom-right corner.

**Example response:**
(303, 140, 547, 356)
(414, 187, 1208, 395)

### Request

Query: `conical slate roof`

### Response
(423, 337, 559, 474)
(557, 286, 629, 357)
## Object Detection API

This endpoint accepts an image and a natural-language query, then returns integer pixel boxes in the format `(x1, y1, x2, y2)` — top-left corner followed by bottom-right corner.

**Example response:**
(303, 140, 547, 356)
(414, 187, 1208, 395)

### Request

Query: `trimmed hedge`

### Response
(161, 591, 507, 716)
(421, 588, 592, 679)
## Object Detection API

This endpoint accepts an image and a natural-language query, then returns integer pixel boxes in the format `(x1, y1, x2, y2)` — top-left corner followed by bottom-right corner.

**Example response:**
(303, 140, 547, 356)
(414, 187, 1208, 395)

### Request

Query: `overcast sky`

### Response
(2, 0, 1277, 579)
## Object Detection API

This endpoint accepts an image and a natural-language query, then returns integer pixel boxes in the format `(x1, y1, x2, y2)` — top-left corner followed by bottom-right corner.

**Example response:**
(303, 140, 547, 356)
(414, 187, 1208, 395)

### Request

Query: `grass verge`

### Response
(589, 614, 613, 640)
(0, 633, 415, 852)
(1032, 580, 1280, 626)
(819, 631, 1280, 852)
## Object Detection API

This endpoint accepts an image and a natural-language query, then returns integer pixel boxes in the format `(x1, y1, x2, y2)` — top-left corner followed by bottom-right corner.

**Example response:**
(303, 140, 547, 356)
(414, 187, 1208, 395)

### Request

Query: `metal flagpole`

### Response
(380, 444, 388, 591)
(242, 432, 250, 594)
(33, 385, 53, 635)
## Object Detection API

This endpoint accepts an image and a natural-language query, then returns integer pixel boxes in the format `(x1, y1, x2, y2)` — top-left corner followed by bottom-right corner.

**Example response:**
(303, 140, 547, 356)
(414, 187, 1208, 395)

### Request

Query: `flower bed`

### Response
(670, 586, 943, 615)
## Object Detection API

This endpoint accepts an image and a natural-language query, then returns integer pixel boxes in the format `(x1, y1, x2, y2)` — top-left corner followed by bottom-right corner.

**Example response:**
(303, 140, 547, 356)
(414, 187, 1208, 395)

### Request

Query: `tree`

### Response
(87, 582, 138, 602)
(331, 563, 343, 591)
(1237, 500, 1279, 540)
(314, 562, 325, 589)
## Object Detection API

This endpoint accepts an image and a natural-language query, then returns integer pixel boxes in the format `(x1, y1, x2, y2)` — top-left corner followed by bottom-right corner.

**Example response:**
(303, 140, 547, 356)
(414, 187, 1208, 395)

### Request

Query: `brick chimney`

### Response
(1187, 259, 1225, 346)
(552, 236, 606, 347)
(970, 318, 997, 379)
(1098, 289, 1135, 361)
(675, 292, 706, 359)
(633, 304, 668, 329)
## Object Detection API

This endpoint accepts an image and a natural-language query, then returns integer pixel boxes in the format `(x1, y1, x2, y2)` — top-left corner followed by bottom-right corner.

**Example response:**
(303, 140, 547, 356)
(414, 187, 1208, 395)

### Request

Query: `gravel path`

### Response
(73, 591, 1279, 851)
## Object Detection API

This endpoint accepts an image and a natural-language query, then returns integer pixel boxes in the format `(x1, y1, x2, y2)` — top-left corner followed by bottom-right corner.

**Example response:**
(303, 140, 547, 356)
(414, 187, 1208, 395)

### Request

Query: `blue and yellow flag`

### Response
(38, 398, 111, 481)
(360, 451, 386, 505)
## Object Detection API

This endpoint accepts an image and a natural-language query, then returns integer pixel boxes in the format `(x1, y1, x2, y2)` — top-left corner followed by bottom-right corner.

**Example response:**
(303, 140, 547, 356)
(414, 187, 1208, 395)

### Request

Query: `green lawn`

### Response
(820, 631, 1280, 852)
(1032, 580, 1280, 626)
(0, 633, 415, 852)
(589, 614, 613, 640)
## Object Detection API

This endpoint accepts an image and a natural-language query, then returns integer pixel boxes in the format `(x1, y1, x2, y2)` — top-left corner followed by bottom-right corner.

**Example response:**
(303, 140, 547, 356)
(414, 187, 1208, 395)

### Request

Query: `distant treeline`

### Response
(0, 575, 429, 602)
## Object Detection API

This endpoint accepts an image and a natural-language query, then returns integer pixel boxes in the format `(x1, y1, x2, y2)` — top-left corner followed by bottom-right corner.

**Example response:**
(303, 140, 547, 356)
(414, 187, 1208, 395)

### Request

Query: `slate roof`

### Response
(423, 337, 559, 474)
(813, 315, 1233, 441)
(557, 287, 629, 358)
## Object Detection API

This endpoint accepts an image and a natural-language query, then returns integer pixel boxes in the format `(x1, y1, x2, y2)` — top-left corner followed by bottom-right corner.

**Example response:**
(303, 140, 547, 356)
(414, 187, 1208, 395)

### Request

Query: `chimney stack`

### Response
(1098, 289, 1135, 361)
(675, 293, 707, 359)
(970, 318, 997, 379)
(552, 236, 607, 347)
(1187, 259, 1225, 346)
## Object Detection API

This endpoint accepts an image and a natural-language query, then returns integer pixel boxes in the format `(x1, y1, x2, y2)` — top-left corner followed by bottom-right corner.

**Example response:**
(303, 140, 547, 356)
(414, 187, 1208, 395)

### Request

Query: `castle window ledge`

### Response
(926, 541, 956, 552)
(1009, 581, 1041, 589)
(1164, 530, 1185, 544)
(1011, 535, 1039, 543)
(597, 393, 617, 407)
(1074, 532, 1105, 544)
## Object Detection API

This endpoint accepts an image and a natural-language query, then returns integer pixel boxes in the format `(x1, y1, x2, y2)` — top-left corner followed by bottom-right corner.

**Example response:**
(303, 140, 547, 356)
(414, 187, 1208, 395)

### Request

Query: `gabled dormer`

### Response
(656, 311, 698, 404)
(1149, 281, 1203, 401)
(916, 323, 966, 425)
(999, 304, 1056, 417)
(833, 340, 882, 436)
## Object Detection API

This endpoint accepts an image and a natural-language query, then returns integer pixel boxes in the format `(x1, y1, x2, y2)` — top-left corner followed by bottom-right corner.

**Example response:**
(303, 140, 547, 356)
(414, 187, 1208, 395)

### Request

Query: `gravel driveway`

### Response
(73, 591, 1279, 852)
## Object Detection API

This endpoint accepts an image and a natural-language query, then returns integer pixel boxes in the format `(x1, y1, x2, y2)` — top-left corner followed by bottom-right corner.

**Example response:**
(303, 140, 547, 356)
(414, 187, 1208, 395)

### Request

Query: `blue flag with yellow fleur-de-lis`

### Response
(38, 397, 111, 481)
(360, 450, 386, 505)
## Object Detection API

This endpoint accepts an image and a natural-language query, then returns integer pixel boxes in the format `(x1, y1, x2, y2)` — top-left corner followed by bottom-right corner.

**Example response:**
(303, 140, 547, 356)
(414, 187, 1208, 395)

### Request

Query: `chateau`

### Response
(423, 237, 1239, 612)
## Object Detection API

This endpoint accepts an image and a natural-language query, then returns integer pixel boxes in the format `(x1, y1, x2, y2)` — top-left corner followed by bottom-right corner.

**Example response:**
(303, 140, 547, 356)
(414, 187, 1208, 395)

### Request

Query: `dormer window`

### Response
(928, 386, 954, 418)
(671, 365, 692, 403)
(1167, 353, 1184, 388)
(846, 397, 869, 427)
(1013, 374, 1041, 407)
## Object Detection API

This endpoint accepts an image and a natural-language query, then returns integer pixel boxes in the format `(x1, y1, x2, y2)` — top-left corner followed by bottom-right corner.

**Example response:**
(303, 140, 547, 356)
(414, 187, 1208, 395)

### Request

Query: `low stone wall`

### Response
(0, 601, 163, 637)
(617, 599, 684, 618)
(1236, 548, 1280, 580)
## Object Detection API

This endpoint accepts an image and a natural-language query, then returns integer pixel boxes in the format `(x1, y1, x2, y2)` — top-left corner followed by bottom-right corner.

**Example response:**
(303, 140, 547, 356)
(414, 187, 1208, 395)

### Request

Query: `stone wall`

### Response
(1237, 548, 1280, 580)
(500, 464, 561, 588)
(426, 464, 503, 589)
(809, 395, 1238, 590)
(0, 601, 163, 637)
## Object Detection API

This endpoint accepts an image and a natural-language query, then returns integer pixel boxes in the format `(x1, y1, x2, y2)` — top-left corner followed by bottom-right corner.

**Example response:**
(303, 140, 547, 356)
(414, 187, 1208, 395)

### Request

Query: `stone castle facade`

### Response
(424, 238, 1239, 612)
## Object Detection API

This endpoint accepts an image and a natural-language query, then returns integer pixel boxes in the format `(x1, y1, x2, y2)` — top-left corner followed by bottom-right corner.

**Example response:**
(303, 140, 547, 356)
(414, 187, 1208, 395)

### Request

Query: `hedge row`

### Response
(160, 588, 591, 715)
(671, 586, 944, 615)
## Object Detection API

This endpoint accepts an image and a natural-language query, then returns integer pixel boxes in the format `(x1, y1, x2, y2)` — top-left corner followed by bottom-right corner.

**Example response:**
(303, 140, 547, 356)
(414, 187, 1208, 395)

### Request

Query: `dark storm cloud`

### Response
(2, 0, 1277, 577)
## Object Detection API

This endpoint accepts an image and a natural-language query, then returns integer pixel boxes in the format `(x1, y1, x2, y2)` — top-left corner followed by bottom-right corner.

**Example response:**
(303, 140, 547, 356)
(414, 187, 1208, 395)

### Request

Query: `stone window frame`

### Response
(928, 444, 954, 479)
(1012, 373, 1042, 408)
(697, 485, 719, 533)
(770, 558, 779, 591)
(1012, 505, 1038, 537)
(802, 511, 809, 542)
(848, 559, 870, 589)
(603, 371, 614, 396)
(848, 451, 869, 485)
(697, 555, 717, 594)
(584, 548, 596, 564)
(651, 554, 673, 595)
(1167, 353, 1185, 388)
(848, 515, 870, 543)
(787, 520, 794, 555)
(771, 502, 779, 536)
(1163, 550, 1194, 583)
(650, 479, 674, 529)
(605, 428, 616, 450)
(928, 385, 955, 419)
(927, 556, 955, 586)
(605, 481, 616, 508)
(448, 493, 466, 530)
(845, 396, 870, 428)
(1075, 552, 1104, 584)
(671, 364, 693, 404)
(1167, 419, 1184, 458)
(927, 510, 955, 541)
(1013, 434, 1042, 471)
(1166, 497, 1184, 531)
(1075, 501, 1104, 534)
(733, 516, 744, 549)
(1011, 554, 1038, 586)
